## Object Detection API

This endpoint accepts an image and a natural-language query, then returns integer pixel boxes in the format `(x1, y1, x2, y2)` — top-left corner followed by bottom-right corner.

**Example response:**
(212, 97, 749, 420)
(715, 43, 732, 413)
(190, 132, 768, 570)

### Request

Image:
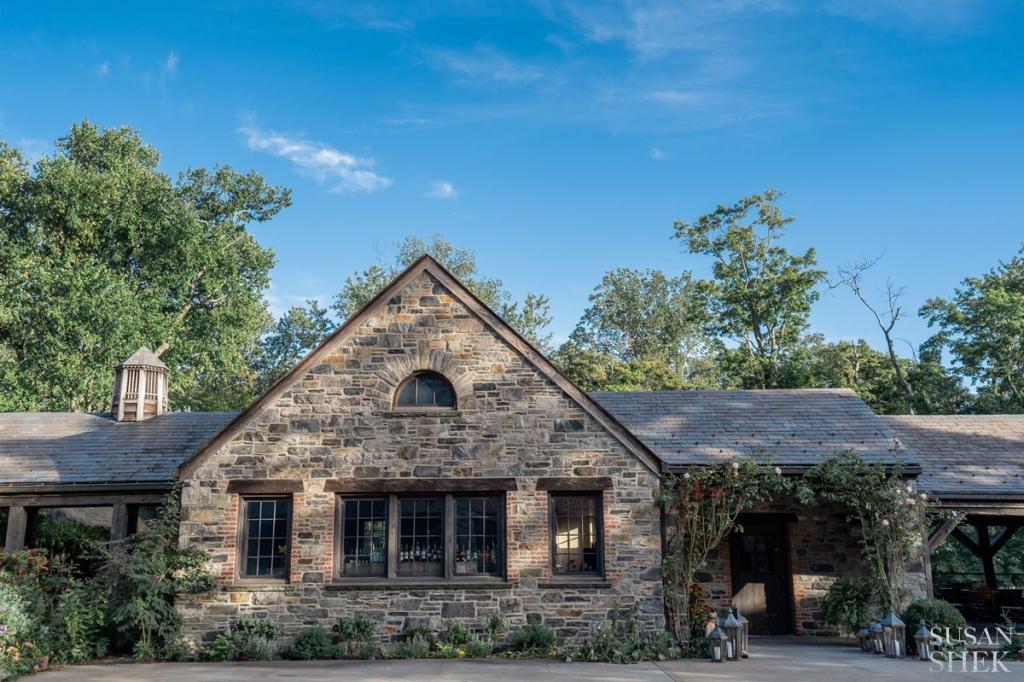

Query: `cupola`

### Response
(111, 347, 169, 421)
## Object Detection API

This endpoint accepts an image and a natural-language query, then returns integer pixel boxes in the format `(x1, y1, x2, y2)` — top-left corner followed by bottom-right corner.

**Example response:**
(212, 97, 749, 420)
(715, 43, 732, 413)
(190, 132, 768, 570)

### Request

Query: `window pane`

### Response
(341, 498, 388, 577)
(455, 495, 501, 576)
(241, 498, 290, 579)
(394, 373, 455, 408)
(398, 497, 444, 577)
(552, 494, 600, 575)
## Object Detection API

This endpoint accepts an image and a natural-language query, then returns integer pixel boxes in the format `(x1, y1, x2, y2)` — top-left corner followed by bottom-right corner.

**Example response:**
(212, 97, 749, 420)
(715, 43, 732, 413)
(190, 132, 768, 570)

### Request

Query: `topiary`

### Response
(901, 599, 967, 654)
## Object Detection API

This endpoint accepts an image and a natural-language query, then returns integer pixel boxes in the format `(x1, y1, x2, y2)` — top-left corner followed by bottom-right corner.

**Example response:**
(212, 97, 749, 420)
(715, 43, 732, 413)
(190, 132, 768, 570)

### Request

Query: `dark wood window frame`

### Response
(549, 492, 605, 578)
(393, 371, 457, 410)
(334, 492, 506, 582)
(236, 495, 293, 583)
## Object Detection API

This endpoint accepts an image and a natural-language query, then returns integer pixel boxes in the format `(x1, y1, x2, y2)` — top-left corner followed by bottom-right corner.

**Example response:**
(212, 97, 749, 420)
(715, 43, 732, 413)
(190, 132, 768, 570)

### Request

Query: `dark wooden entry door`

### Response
(729, 517, 793, 635)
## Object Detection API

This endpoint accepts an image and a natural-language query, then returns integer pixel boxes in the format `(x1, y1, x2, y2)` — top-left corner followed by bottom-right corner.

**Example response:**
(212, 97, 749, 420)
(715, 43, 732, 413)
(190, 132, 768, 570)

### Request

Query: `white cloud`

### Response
(163, 51, 180, 79)
(238, 124, 392, 194)
(643, 90, 705, 105)
(95, 61, 110, 77)
(649, 146, 668, 160)
(425, 180, 458, 200)
(18, 138, 49, 164)
(424, 45, 545, 86)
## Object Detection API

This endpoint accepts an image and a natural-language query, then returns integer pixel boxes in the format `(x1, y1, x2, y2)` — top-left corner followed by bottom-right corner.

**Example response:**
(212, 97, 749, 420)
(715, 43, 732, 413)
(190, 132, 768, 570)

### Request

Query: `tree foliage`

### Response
(0, 122, 289, 412)
(331, 234, 553, 351)
(921, 245, 1024, 413)
(674, 189, 826, 389)
(553, 268, 721, 391)
(252, 299, 334, 392)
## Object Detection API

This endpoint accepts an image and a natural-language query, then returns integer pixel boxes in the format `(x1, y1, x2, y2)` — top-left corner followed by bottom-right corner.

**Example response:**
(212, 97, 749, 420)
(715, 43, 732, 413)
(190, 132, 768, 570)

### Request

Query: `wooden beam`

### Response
(535, 477, 613, 491)
(976, 523, 998, 589)
(4, 507, 27, 553)
(110, 503, 129, 541)
(226, 480, 304, 494)
(0, 493, 165, 508)
(990, 523, 1020, 555)
(325, 478, 517, 493)
(951, 527, 982, 556)
(929, 516, 964, 551)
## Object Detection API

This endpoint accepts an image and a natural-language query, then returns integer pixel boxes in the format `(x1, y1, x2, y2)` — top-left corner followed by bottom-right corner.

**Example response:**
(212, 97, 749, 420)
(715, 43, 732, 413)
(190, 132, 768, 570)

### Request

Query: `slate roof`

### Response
(591, 388, 910, 467)
(116, 347, 167, 369)
(880, 415, 1024, 498)
(0, 411, 237, 486)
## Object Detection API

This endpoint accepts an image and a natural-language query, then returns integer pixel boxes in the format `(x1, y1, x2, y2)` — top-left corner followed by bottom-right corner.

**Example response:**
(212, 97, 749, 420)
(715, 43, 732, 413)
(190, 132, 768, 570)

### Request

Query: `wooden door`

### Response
(729, 517, 793, 635)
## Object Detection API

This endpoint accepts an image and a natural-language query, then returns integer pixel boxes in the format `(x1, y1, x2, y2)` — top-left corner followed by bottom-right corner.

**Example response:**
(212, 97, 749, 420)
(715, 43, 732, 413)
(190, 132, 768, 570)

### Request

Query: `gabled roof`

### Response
(0, 411, 237, 487)
(117, 347, 168, 369)
(177, 255, 661, 477)
(880, 415, 1024, 499)
(591, 388, 911, 468)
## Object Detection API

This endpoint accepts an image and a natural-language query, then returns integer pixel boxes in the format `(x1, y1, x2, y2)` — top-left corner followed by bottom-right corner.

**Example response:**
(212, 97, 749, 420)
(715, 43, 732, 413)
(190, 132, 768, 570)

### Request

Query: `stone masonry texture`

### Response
(177, 272, 664, 647)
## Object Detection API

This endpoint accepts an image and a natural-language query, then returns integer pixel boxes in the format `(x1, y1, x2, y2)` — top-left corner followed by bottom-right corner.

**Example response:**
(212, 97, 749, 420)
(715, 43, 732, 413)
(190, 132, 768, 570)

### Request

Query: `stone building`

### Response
(1, 256, 1022, 645)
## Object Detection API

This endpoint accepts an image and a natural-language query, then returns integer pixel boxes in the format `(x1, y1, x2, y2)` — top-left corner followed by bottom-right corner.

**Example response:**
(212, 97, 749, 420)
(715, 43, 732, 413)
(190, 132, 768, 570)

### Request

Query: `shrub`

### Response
(442, 621, 471, 646)
(401, 623, 433, 643)
(820, 577, 876, 636)
(333, 614, 377, 642)
(55, 582, 108, 662)
(999, 615, 1024, 661)
(464, 636, 493, 658)
(508, 624, 559, 655)
(901, 599, 967, 654)
(99, 486, 213, 660)
(227, 616, 279, 661)
(569, 611, 680, 663)
(281, 627, 334, 661)
(201, 634, 237, 662)
(484, 613, 507, 640)
(390, 634, 431, 659)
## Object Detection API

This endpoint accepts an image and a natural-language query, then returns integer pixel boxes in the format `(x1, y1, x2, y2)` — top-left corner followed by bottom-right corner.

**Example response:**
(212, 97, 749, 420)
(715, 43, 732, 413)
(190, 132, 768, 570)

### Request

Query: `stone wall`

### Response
(177, 271, 664, 647)
(693, 501, 928, 635)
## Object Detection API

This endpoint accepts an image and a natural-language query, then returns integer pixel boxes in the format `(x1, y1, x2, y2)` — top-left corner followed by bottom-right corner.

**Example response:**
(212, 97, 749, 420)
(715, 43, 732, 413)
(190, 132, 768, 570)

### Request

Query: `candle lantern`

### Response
(708, 625, 728, 663)
(881, 610, 906, 658)
(855, 626, 872, 653)
(721, 611, 740, 661)
(869, 619, 884, 654)
(733, 606, 749, 658)
(914, 620, 934, 661)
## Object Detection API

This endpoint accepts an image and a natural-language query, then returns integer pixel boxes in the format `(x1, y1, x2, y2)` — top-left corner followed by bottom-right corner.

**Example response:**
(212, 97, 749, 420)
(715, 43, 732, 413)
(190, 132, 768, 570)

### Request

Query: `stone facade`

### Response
(695, 501, 928, 635)
(177, 270, 664, 647)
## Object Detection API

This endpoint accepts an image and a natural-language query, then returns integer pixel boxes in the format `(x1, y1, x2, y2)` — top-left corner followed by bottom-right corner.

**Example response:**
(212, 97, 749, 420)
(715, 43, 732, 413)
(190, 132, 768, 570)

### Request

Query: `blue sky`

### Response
(2, 1, 1022, 350)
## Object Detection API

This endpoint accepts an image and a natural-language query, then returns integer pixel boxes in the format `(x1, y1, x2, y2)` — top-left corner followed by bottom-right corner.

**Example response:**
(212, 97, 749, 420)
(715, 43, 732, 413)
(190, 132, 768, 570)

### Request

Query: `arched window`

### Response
(394, 371, 456, 409)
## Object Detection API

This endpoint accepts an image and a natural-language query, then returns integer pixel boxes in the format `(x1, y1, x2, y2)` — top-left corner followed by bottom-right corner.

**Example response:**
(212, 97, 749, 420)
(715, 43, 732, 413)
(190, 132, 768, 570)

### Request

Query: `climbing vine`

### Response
(658, 460, 789, 648)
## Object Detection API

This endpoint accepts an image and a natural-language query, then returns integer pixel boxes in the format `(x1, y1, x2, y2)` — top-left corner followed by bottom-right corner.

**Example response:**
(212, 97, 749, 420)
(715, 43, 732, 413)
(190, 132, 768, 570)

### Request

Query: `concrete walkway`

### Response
(36, 637, 1022, 681)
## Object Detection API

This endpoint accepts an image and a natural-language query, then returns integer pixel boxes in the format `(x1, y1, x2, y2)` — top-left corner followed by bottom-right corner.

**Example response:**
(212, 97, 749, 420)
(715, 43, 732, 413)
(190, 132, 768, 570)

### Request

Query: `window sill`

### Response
(373, 409, 462, 418)
(326, 578, 511, 591)
(224, 583, 290, 592)
(538, 578, 611, 589)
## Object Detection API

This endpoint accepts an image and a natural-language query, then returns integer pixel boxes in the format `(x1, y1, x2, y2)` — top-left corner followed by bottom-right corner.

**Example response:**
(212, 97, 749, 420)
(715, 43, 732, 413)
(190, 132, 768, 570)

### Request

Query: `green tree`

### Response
(673, 189, 826, 388)
(252, 300, 335, 392)
(920, 245, 1024, 413)
(0, 122, 289, 412)
(796, 337, 967, 415)
(553, 268, 720, 390)
(331, 234, 554, 351)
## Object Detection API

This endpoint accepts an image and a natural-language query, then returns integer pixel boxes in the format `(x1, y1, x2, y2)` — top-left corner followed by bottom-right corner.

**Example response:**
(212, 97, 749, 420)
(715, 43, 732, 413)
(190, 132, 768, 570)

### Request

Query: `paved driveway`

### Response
(37, 637, 1022, 681)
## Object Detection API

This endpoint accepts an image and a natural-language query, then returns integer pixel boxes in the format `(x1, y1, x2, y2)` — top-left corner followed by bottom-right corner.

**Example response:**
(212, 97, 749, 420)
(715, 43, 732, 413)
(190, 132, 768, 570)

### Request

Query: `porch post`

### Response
(111, 503, 130, 541)
(4, 506, 27, 552)
(975, 523, 998, 589)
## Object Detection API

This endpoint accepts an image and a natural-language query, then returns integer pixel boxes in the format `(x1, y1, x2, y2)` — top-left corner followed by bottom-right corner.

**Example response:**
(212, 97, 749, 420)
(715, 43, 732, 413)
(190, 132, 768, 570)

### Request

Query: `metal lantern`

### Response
(914, 620, 934, 661)
(721, 611, 741, 661)
(855, 626, 872, 653)
(708, 625, 728, 663)
(733, 606, 749, 659)
(869, 619, 884, 654)
(881, 610, 906, 658)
